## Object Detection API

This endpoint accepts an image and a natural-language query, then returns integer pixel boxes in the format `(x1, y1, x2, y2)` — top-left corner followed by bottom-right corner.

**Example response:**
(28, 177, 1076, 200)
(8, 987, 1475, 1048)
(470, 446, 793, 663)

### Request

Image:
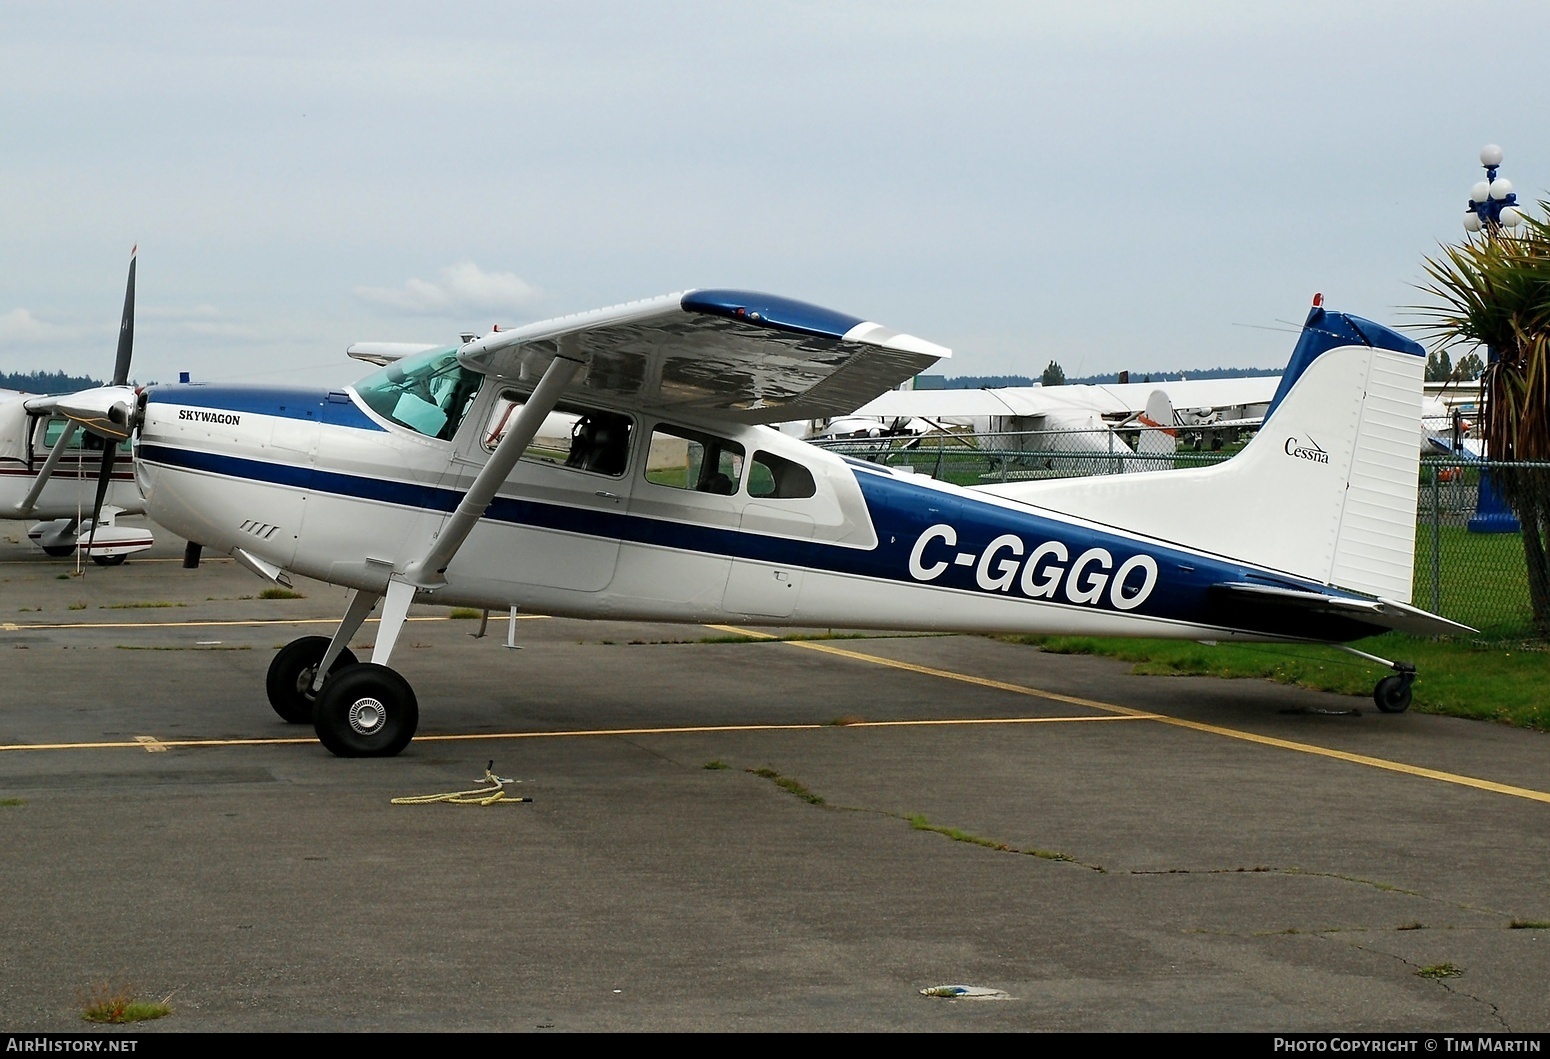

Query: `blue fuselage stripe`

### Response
(135, 441, 1372, 636)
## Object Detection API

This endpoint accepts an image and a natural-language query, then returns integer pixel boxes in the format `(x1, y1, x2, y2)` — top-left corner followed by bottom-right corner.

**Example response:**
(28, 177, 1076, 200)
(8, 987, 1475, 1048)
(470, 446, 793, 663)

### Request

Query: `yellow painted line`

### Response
(1, 737, 319, 751)
(708, 625, 1550, 806)
(835, 715, 1144, 728)
(0, 715, 1144, 754)
(7, 626, 1542, 807)
(0, 557, 236, 566)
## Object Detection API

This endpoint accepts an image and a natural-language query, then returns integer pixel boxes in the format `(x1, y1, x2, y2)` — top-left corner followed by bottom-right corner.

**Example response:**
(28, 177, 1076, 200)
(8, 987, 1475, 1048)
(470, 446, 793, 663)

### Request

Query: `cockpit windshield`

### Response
(352, 346, 483, 441)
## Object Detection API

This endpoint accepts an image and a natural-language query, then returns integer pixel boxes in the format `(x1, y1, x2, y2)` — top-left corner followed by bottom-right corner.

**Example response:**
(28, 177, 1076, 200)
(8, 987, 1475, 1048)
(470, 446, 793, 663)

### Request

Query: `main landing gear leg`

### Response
(1334, 644, 1417, 714)
(265, 589, 378, 724)
(312, 579, 420, 758)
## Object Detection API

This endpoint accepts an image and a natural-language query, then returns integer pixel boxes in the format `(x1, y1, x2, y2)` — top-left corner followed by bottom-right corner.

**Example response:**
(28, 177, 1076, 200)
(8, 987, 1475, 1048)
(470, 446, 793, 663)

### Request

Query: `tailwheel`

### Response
(313, 663, 419, 758)
(1373, 673, 1414, 714)
(266, 636, 359, 723)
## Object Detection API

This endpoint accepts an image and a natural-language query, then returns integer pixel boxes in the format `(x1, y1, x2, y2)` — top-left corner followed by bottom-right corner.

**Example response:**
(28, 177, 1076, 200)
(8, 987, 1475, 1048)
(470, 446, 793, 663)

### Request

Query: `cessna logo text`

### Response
(1284, 435, 1328, 464)
(179, 409, 241, 426)
(907, 524, 1159, 611)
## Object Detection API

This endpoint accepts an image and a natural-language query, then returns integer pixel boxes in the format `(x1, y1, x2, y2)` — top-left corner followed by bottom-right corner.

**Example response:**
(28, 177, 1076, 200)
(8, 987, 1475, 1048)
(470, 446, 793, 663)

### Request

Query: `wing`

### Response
(456, 289, 950, 425)
(347, 342, 440, 367)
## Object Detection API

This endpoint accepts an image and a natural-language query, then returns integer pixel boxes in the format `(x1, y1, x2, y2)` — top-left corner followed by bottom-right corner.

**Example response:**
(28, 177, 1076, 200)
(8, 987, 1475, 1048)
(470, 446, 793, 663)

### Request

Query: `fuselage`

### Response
(132, 365, 1383, 644)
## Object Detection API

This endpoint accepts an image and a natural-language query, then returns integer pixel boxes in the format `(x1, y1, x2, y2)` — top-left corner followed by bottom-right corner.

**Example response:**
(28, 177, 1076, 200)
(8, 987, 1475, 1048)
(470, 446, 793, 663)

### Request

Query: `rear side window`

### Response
(645, 425, 744, 494)
(748, 451, 816, 499)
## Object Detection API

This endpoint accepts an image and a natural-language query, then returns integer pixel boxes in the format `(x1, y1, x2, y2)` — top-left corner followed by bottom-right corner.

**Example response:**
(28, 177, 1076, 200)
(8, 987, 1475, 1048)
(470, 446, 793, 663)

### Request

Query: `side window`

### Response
(483, 392, 632, 477)
(645, 425, 744, 495)
(43, 417, 78, 449)
(38, 417, 128, 455)
(748, 450, 817, 499)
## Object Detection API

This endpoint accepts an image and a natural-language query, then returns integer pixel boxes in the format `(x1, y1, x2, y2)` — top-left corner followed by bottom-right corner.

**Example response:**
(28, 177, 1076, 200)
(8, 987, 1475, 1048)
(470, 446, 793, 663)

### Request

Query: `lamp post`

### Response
(1464, 144, 1523, 533)
(1463, 143, 1524, 234)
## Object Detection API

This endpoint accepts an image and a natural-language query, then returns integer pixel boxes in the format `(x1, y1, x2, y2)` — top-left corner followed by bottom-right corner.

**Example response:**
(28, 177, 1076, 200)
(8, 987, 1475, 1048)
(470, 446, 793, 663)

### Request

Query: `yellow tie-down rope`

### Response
(391, 762, 530, 806)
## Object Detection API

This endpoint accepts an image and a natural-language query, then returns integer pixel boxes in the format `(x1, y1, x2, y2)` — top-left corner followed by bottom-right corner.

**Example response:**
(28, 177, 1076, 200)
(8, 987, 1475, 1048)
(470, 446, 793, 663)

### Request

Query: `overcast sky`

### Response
(3, 2, 1547, 388)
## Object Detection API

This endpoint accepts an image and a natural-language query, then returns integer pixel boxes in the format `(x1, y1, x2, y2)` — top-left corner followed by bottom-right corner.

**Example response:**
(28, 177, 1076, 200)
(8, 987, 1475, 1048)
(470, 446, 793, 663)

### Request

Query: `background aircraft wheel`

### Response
(313, 663, 418, 758)
(41, 545, 75, 558)
(265, 636, 359, 723)
(90, 554, 127, 567)
(1374, 674, 1413, 714)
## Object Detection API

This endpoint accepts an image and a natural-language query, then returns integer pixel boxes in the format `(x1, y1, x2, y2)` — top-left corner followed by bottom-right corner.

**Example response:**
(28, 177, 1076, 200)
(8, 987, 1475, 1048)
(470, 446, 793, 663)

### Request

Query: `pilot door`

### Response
(447, 388, 634, 593)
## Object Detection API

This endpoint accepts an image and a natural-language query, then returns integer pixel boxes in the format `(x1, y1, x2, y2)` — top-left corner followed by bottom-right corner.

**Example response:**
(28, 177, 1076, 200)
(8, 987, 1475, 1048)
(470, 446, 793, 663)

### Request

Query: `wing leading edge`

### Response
(457, 289, 950, 425)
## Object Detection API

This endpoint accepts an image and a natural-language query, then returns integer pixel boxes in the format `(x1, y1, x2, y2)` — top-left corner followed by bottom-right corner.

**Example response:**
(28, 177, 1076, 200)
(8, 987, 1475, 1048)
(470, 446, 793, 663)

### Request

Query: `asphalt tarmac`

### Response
(1, 522, 1548, 1033)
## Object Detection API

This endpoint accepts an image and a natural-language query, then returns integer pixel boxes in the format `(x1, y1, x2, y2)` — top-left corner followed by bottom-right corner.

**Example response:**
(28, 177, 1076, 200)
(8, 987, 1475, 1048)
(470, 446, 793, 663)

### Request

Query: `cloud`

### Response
(353, 262, 540, 316)
(0, 308, 55, 343)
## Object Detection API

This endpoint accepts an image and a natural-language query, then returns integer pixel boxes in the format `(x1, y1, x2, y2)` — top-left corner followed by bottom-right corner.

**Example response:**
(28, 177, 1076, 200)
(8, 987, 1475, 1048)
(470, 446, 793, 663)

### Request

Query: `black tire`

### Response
(91, 554, 127, 567)
(1374, 674, 1413, 714)
(266, 636, 359, 724)
(313, 663, 418, 758)
(41, 545, 75, 558)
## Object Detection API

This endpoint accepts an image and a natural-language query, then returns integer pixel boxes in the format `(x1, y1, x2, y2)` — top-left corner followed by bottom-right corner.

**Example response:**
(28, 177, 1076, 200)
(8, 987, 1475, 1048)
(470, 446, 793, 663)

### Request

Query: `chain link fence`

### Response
(813, 432, 1548, 641)
(1415, 458, 1549, 641)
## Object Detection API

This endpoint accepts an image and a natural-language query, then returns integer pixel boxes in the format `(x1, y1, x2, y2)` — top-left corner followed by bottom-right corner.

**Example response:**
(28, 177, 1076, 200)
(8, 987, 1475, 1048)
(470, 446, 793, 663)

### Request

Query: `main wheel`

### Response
(1374, 674, 1413, 714)
(313, 663, 418, 758)
(266, 636, 360, 723)
(42, 545, 75, 558)
(91, 554, 127, 567)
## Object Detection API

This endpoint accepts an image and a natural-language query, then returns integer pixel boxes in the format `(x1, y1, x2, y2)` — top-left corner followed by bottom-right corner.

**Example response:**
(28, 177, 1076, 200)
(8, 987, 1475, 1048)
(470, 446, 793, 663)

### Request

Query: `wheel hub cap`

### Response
(295, 665, 319, 701)
(349, 697, 386, 735)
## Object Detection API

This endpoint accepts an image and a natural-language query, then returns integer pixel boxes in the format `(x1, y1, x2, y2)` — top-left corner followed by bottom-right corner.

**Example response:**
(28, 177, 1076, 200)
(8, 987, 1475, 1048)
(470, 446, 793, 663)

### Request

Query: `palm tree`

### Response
(1415, 204, 1550, 634)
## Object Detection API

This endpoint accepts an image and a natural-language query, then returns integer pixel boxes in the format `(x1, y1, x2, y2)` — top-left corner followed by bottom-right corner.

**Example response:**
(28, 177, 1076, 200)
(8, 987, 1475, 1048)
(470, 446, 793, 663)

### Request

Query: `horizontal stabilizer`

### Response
(1209, 582, 1475, 638)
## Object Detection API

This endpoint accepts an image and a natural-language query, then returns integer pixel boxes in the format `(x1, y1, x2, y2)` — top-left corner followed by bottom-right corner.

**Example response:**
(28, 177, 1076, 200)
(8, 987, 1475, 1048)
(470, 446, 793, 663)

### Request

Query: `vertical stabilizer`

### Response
(1131, 389, 1177, 471)
(976, 307, 1426, 601)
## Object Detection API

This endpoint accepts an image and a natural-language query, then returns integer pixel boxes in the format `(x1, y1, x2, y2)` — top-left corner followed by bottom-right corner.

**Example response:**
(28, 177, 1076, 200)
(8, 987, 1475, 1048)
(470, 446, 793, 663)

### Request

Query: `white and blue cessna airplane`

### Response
(52, 263, 1468, 756)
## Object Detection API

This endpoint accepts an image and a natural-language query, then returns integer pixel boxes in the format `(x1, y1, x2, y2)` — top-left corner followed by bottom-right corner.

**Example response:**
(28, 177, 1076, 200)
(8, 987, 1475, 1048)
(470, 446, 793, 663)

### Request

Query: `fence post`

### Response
(1430, 464, 1442, 615)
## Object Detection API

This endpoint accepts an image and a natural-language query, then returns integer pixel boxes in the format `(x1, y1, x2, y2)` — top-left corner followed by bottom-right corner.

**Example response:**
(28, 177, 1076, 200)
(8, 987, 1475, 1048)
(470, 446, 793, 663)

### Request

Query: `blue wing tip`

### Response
(681, 289, 866, 340)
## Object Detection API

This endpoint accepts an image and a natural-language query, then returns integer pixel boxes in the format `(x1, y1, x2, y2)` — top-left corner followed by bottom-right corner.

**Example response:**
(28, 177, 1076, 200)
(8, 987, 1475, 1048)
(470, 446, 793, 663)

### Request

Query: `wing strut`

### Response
(357, 347, 587, 672)
(402, 345, 586, 588)
(10, 421, 80, 518)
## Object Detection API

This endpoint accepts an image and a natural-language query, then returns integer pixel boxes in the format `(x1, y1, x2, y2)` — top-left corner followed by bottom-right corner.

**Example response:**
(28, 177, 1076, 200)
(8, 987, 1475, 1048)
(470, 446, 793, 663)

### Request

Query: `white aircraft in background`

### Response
(50, 264, 1466, 757)
(0, 253, 152, 564)
(808, 388, 1184, 478)
(840, 348, 1480, 465)
(823, 372, 1277, 456)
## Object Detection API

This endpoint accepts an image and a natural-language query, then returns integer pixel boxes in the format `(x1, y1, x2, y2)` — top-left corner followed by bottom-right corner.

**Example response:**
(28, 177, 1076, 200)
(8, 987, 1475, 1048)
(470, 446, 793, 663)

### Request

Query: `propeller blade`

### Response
(83, 442, 117, 561)
(113, 248, 137, 387)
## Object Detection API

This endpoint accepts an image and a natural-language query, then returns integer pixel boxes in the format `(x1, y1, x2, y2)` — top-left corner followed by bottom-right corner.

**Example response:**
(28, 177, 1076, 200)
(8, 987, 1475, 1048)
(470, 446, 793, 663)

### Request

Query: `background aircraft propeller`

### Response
(83, 249, 137, 565)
